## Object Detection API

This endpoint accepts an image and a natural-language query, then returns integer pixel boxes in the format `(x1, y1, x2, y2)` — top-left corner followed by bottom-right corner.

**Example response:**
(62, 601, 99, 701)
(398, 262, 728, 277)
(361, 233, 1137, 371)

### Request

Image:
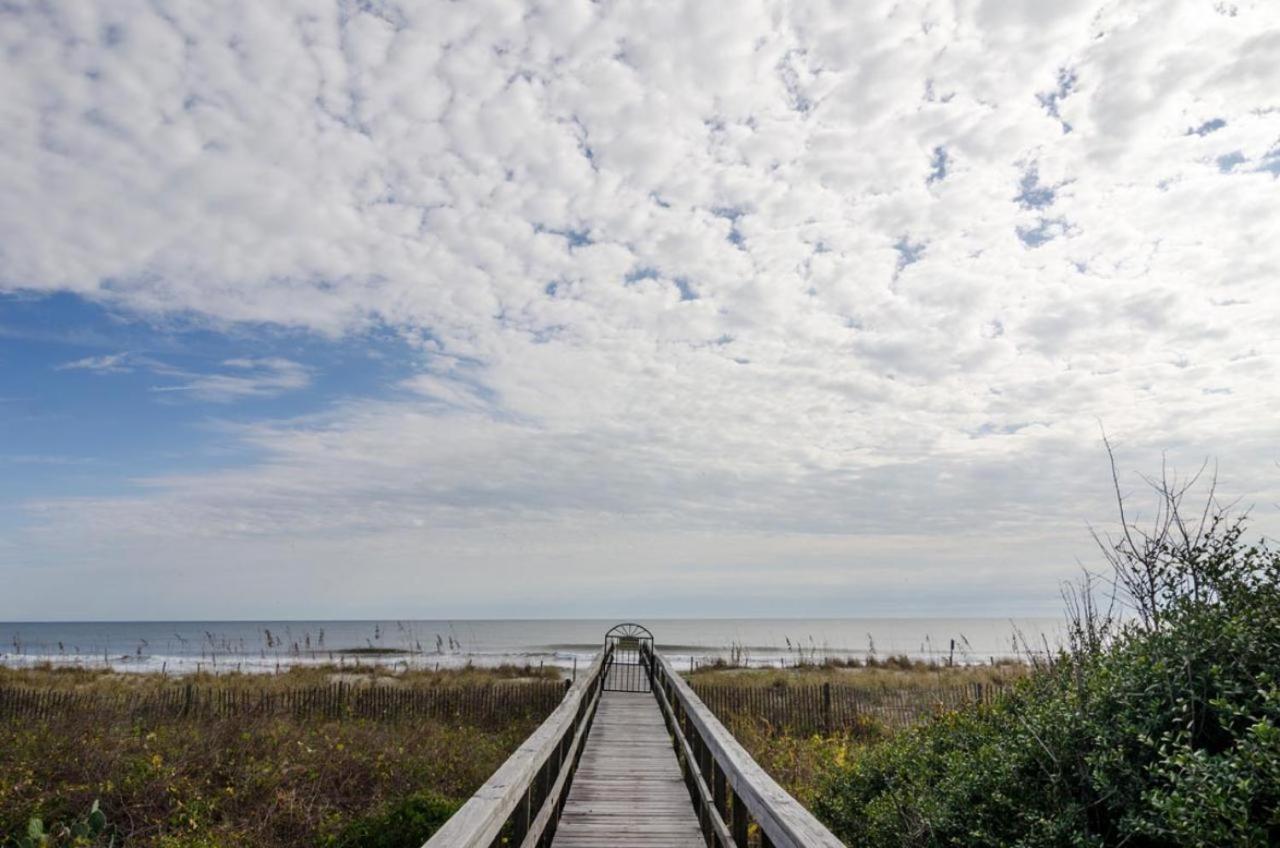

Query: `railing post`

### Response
(706, 734, 716, 781)
(649, 650, 847, 848)
(537, 756, 551, 820)
(514, 784, 530, 841)
(713, 761, 728, 824)
(731, 789, 749, 846)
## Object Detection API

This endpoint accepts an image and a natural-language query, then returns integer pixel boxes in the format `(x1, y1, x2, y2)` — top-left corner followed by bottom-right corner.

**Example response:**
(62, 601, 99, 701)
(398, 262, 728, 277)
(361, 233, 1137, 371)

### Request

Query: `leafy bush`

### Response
(8, 801, 113, 848)
(815, 464, 1280, 847)
(328, 792, 458, 848)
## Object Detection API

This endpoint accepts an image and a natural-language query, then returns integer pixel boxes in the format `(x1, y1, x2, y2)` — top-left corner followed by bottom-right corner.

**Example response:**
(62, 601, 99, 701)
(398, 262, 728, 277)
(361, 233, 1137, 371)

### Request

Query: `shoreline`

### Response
(0, 648, 1034, 677)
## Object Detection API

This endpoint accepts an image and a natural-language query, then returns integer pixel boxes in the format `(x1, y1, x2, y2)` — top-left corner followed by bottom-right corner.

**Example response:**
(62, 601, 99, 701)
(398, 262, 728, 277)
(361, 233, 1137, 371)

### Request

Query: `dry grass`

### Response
(0, 661, 560, 694)
(691, 661, 1028, 807)
(0, 667, 557, 847)
(687, 657, 1027, 690)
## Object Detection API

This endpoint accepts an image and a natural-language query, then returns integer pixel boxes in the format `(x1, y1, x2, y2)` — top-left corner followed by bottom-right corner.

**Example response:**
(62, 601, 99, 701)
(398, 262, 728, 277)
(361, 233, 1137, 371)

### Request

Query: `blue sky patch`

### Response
(1257, 148, 1280, 176)
(1217, 151, 1247, 172)
(0, 292, 420, 508)
(673, 278, 698, 301)
(927, 145, 949, 185)
(894, 236, 926, 273)
(1015, 165, 1056, 209)
(625, 266, 660, 284)
(1036, 67, 1077, 134)
(1017, 217, 1069, 248)
(1187, 118, 1226, 136)
(536, 225, 592, 247)
(711, 207, 747, 248)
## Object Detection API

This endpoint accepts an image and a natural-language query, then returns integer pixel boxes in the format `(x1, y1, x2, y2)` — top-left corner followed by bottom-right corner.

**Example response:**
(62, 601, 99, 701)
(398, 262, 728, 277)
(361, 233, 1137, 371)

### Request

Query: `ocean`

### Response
(0, 618, 1063, 674)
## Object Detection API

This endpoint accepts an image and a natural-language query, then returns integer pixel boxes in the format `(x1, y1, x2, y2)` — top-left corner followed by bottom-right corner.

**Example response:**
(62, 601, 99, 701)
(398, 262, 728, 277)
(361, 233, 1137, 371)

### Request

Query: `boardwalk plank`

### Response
(551, 691, 703, 848)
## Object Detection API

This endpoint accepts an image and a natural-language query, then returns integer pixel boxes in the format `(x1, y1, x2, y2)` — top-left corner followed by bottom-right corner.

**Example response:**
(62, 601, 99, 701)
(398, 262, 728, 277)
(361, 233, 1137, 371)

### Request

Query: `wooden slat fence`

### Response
(692, 681, 1008, 733)
(0, 680, 566, 726)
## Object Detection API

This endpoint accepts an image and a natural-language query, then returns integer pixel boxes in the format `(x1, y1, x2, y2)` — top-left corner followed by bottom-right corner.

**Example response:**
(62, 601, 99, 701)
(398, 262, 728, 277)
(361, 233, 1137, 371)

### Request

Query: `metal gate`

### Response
(603, 623, 654, 693)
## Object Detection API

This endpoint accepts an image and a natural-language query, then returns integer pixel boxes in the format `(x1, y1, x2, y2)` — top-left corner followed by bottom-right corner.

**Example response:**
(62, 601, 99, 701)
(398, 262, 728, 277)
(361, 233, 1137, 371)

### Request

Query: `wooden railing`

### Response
(646, 646, 846, 848)
(422, 647, 610, 848)
(426, 641, 845, 848)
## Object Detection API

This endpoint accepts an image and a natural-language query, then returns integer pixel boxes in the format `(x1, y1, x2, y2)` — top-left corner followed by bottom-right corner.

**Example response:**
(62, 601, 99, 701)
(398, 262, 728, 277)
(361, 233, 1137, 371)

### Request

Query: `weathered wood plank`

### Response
(551, 691, 703, 848)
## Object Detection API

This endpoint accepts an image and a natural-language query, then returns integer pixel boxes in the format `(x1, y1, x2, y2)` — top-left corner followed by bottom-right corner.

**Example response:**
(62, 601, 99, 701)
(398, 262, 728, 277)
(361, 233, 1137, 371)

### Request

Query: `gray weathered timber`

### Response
(650, 652, 846, 848)
(425, 628, 848, 848)
(551, 690, 703, 848)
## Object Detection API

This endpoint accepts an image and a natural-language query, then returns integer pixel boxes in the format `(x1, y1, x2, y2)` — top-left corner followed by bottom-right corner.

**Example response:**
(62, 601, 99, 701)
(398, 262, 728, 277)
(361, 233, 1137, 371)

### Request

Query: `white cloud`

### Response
(148, 357, 312, 403)
(55, 352, 133, 373)
(49, 351, 311, 402)
(2, 0, 1279, 616)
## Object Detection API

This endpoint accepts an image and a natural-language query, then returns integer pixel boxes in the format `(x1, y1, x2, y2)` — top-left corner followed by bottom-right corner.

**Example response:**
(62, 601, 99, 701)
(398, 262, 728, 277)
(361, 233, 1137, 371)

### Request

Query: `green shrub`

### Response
(328, 792, 459, 848)
(815, 469, 1280, 847)
(7, 800, 113, 848)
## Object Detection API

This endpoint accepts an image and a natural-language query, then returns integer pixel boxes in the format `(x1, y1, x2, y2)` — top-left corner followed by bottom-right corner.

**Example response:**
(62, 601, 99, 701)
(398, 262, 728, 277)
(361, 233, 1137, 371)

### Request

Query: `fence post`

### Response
(822, 682, 832, 732)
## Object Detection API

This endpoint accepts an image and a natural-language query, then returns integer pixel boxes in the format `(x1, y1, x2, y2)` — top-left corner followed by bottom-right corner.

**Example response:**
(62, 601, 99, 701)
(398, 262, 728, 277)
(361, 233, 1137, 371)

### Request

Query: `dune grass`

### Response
(683, 658, 1030, 809)
(0, 660, 560, 693)
(687, 655, 1027, 690)
(0, 665, 557, 847)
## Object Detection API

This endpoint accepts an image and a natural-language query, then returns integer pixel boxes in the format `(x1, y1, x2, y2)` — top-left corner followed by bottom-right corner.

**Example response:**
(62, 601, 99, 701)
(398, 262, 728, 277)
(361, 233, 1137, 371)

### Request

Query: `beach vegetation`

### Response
(0, 667, 549, 847)
(688, 657, 1027, 690)
(0, 661, 560, 693)
(812, 459, 1280, 846)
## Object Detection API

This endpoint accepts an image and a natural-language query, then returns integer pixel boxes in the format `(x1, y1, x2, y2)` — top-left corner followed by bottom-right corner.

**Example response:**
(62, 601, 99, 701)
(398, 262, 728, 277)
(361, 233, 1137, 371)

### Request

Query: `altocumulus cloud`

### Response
(2, 0, 1280, 618)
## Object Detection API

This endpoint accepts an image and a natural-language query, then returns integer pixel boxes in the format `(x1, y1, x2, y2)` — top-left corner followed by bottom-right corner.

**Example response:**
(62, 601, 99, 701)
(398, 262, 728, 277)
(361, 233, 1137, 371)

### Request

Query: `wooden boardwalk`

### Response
(551, 690, 703, 847)
(424, 627, 846, 848)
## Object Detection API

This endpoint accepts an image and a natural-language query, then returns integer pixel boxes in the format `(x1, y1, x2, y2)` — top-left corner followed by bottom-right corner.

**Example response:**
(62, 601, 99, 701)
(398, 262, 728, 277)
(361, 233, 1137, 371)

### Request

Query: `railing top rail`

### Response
(422, 650, 607, 848)
(651, 650, 846, 848)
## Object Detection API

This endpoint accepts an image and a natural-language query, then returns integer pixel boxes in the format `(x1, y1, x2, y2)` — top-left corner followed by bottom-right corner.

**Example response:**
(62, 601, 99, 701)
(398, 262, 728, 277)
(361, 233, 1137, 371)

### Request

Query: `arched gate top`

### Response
(603, 622, 653, 643)
(603, 623, 653, 693)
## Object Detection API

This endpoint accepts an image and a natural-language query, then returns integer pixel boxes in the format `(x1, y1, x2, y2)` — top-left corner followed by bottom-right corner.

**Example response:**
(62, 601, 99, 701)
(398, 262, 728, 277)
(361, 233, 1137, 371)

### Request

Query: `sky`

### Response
(1, 0, 1279, 621)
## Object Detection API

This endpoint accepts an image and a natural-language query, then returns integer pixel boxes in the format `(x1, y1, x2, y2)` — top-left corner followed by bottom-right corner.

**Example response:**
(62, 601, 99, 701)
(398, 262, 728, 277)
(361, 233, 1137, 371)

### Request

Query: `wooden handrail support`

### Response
(423, 649, 610, 848)
(647, 648, 846, 848)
